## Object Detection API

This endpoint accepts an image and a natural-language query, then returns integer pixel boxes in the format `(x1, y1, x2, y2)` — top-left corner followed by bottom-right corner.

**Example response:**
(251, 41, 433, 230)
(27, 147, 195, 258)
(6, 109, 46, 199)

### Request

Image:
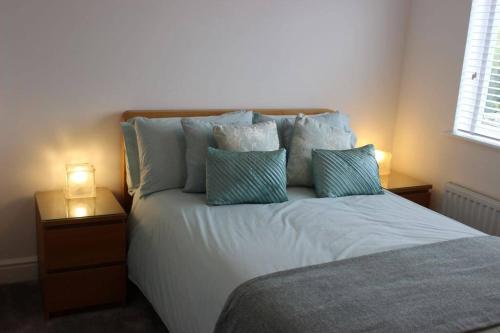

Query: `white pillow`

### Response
(287, 116, 353, 187)
(213, 121, 279, 152)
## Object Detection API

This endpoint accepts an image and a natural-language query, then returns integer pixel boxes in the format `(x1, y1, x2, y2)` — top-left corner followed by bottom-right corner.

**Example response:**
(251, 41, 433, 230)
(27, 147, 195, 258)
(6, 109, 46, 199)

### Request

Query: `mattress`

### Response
(127, 188, 484, 333)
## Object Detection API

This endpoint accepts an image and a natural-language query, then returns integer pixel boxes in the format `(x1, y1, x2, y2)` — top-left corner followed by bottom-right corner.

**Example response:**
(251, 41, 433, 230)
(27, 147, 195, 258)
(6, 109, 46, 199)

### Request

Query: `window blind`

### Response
(455, 0, 500, 146)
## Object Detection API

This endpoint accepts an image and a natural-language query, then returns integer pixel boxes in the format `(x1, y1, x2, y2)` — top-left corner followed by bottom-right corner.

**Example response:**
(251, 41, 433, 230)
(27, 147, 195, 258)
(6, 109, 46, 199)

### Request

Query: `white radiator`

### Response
(442, 182, 500, 235)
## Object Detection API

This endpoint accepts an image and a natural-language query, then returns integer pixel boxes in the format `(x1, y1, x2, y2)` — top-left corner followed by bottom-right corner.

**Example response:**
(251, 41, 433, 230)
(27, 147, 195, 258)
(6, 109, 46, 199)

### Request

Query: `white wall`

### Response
(0, 0, 410, 280)
(392, 0, 500, 210)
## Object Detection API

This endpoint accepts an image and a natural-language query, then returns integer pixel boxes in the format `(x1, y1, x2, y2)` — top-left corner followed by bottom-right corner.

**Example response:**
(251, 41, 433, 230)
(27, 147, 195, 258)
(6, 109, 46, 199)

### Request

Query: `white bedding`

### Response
(127, 188, 483, 333)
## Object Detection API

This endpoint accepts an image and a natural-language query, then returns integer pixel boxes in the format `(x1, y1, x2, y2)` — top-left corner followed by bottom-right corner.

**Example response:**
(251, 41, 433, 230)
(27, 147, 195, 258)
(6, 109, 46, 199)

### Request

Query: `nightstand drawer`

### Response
(398, 191, 431, 208)
(43, 264, 126, 314)
(44, 222, 126, 271)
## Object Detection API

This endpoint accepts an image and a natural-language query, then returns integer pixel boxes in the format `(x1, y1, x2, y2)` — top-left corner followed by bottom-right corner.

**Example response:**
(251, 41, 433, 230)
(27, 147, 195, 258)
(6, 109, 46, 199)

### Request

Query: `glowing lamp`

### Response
(374, 150, 392, 176)
(65, 163, 96, 199)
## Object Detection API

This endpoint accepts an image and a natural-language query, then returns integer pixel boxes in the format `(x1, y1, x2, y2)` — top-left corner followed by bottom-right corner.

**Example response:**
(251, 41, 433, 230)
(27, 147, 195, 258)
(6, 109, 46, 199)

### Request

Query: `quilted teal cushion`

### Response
(312, 145, 383, 198)
(206, 148, 288, 205)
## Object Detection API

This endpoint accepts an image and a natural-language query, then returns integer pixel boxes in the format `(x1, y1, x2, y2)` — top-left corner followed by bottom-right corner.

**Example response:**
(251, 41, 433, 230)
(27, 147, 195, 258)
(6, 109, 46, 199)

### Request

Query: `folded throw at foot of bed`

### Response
(215, 236, 500, 333)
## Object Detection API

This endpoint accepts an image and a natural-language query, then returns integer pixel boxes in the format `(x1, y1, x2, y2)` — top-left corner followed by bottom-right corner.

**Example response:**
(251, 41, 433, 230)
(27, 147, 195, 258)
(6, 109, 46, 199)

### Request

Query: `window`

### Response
(455, 0, 500, 147)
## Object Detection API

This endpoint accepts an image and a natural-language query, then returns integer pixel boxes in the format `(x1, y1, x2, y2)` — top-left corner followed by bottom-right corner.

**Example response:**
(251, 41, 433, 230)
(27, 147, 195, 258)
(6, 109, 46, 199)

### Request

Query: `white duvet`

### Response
(127, 188, 483, 333)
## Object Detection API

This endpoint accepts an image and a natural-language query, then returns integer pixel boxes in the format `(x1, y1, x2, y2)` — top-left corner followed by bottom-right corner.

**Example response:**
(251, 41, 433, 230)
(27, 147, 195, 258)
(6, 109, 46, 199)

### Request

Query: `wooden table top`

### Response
(380, 171, 432, 193)
(35, 188, 126, 225)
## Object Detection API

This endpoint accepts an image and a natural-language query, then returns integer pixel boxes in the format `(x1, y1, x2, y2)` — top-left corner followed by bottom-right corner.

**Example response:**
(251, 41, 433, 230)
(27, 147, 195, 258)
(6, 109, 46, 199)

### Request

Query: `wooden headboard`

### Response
(121, 108, 332, 211)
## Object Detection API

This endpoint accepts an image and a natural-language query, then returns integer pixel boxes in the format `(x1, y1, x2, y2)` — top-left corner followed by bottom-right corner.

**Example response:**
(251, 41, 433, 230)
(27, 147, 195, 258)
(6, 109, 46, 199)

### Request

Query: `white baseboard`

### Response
(0, 256, 38, 284)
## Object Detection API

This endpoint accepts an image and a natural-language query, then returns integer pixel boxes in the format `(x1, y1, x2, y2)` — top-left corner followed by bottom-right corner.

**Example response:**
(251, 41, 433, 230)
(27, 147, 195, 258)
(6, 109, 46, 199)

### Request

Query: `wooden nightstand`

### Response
(35, 187, 127, 318)
(381, 171, 432, 208)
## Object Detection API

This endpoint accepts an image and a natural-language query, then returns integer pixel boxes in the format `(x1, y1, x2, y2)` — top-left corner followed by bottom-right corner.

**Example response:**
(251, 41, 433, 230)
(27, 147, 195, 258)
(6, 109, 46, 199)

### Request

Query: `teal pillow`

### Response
(121, 120, 141, 195)
(206, 148, 288, 205)
(134, 117, 187, 197)
(252, 113, 295, 150)
(182, 111, 254, 193)
(312, 145, 383, 198)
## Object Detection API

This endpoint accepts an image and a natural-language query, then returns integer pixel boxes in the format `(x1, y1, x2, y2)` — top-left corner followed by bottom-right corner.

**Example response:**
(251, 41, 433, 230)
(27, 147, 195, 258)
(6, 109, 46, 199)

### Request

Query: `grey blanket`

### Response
(214, 236, 500, 333)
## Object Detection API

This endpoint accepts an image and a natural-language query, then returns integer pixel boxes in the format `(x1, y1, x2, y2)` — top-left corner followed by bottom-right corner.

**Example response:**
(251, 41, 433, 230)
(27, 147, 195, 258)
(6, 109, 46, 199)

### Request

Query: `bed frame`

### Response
(121, 108, 332, 211)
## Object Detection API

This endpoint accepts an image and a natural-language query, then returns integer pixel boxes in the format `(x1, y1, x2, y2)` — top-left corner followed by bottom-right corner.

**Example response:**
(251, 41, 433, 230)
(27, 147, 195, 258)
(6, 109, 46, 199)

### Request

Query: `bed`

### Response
(122, 110, 500, 333)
